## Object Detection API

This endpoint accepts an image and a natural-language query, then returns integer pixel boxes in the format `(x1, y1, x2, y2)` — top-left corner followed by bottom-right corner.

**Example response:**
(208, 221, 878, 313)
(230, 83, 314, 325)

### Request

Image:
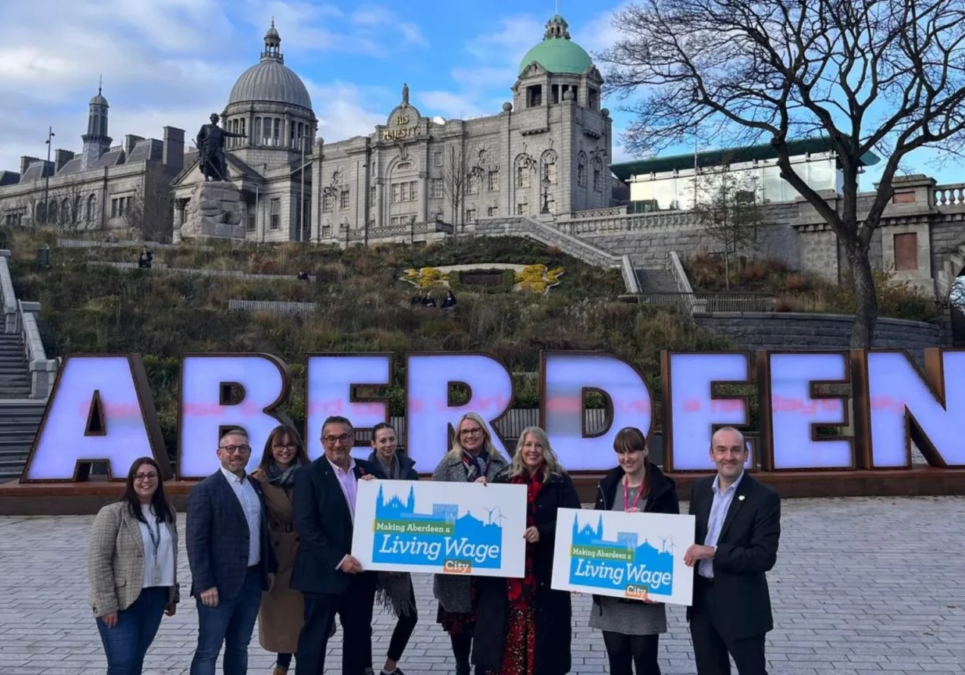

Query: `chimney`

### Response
(163, 126, 185, 172)
(20, 156, 40, 176)
(124, 134, 144, 156)
(54, 149, 75, 172)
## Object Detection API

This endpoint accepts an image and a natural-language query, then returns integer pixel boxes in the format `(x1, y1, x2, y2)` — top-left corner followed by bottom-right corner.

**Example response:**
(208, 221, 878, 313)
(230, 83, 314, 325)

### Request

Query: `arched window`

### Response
(36, 202, 46, 223)
(61, 198, 70, 224)
(578, 152, 587, 187)
(86, 194, 96, 221)
(48, 200, 58, 224)
(592, 158, 603, 192)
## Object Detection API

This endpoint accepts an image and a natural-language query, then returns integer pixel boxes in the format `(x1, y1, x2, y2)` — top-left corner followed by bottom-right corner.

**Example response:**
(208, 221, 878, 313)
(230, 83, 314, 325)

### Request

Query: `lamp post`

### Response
(541, 173, 551, 214)
(42, 127, 55, 225)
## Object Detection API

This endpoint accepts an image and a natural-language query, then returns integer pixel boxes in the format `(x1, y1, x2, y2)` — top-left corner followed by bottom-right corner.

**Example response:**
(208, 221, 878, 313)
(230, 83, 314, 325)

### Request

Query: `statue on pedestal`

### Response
(196, 113, 246, 182)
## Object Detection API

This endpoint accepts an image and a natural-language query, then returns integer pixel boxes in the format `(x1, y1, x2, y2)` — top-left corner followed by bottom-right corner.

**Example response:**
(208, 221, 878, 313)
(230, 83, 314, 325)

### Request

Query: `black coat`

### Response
(686, 473, 781, 641)
(473, 469, 582, 675)
(185, 470, 277, 599)
(591, 462, 680, 616)
(290, 456, 384, 595)
(366, 450, 419, 481)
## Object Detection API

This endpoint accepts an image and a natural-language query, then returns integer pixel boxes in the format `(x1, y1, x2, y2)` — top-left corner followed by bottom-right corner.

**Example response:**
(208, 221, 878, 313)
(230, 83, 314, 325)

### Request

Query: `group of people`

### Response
(411, 289, 457, 309)
(87, 414, 781, 675)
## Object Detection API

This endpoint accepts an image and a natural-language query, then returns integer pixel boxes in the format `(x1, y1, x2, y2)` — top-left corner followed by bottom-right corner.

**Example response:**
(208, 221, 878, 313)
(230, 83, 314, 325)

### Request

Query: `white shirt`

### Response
(138, 504, 175, 588)
(220, 466, 261, 566)
(699, 470, 745, 579)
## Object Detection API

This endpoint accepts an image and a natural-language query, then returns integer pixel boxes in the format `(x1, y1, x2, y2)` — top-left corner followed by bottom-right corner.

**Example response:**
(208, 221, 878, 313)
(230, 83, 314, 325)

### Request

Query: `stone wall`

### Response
(695, 312, 945, 364)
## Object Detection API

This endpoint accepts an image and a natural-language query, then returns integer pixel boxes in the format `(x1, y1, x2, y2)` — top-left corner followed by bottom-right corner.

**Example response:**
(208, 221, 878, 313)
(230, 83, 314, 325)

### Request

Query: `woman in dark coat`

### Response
(589, 426, 680, 675)
(474, 425, 582, 675)
(367, 422, 420, 675)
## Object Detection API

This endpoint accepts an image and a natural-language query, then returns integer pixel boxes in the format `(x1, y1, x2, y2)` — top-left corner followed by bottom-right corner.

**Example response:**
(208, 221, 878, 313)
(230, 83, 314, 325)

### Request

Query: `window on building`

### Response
(392, 184, 402, 203)
(465, 208, 476, 224)
(516, 166, 531, 189)
(516, 202, 528, 215)
(593, 163, 602, 192)
(588, 88, 600, 110)
(323, 193, 334, 213)
(61, 198, 70, 224)
(527, 85, 542, 108)
(409, 181, 418, 201)
(246, 207, 256, 232)
(340, 189, 350, 210)
(86, 194, 96, 221)
(273, 118, 281, 145)
(270, 198, 281, 230)
(487, 206, 498, 217)
(431, 179, 443, 198)
(543, 160, 557, 184)
(434, 152, 443, 167)
(467, 172, 479, 195)
(370, 186, 376, 204)
(894, 233, 919, 271)
(393, 181, 418, 203)
(488, 170, 499, 192)
(578, 154, 587, 187)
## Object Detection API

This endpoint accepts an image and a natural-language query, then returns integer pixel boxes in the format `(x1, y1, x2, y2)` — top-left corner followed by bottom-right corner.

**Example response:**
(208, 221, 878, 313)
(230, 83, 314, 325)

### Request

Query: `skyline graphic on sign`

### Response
(569, 513, 675, 597)
(371, 484, 504, 569)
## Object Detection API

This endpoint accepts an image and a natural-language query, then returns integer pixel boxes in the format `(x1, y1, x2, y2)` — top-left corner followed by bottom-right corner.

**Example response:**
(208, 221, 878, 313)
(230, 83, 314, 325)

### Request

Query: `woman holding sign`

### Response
(475, 426, 582, 675)
(589, 427, 680, 675)
(431, 412, 510, 675)
(366, 422, 420, 675)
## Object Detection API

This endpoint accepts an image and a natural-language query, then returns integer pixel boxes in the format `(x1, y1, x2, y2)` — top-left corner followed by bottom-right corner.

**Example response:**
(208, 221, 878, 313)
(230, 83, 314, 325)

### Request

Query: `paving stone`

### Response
(0, 496, 963, 674)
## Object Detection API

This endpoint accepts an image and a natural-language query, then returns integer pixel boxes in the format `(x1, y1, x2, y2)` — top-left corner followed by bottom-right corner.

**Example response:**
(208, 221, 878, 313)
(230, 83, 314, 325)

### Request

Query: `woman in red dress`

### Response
(474, 425, 582, 675)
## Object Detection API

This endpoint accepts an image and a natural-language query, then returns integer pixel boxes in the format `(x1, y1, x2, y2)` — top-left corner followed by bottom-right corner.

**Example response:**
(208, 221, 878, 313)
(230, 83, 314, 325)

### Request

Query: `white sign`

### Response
(352, 479, 527, 577)
(551, 508, 696, 606)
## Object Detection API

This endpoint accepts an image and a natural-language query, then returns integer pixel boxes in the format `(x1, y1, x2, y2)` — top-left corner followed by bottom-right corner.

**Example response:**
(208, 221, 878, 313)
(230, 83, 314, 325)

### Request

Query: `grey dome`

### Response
(228, 59, 312, 110)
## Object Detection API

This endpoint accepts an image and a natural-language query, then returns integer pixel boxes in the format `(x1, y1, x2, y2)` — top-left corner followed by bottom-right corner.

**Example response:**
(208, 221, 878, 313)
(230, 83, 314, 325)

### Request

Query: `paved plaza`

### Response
(0, 496, 963, 674)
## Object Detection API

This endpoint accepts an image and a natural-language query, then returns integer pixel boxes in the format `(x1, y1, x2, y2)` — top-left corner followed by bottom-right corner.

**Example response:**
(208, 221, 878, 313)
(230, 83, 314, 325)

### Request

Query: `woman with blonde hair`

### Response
(589, 426, 680, 675)
(431, 412, 510, 675)
(87, 456, 179, 675)
(251, 425, 310, 675)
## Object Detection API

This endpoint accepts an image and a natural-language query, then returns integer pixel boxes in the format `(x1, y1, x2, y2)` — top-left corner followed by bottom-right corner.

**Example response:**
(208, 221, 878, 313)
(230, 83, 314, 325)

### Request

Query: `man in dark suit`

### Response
(291, 415, 384, 675)
(684, 426, 781, 675)
(187, 429, 276, 675)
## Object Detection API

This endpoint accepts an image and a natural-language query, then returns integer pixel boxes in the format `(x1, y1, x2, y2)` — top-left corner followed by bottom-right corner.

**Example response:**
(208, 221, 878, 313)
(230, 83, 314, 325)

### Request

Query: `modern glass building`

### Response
(609, 137, 880, 212)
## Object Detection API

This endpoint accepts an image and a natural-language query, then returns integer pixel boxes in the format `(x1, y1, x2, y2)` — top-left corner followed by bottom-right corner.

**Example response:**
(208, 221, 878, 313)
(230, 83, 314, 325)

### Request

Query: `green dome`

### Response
(518, 15, 593, 76)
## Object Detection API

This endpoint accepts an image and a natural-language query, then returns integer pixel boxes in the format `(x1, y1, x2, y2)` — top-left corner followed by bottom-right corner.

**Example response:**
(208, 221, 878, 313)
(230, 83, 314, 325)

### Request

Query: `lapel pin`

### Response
(738, 495, 746, 502)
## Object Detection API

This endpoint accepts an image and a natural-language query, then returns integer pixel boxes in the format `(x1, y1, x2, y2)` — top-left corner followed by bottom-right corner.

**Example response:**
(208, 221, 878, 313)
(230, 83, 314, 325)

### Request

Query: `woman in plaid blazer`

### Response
(87, 457, 180, 675)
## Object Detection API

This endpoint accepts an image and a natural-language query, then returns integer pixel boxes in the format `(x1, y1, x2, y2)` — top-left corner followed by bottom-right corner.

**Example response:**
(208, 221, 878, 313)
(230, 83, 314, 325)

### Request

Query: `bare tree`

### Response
(58, 176, 90, 232)
(441, 141, 487, 231)
(127, 176, 173, 242)
(691, 163, 763, 289)
(600, 0, 965, 347)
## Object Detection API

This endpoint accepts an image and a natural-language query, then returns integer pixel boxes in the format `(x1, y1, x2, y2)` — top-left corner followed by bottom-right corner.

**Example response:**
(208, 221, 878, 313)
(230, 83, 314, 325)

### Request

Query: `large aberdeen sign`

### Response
(18, 349, 965, 483)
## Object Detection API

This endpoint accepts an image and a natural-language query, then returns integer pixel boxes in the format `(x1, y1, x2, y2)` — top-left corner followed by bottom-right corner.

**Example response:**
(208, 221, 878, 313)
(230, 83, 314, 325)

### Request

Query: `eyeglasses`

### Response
(460, 428, 483, 437)
(134, 472, 158, 481)
(220, 444, 251, 455)
(323, 434, 353, 445)
(272, 444, 299, 451)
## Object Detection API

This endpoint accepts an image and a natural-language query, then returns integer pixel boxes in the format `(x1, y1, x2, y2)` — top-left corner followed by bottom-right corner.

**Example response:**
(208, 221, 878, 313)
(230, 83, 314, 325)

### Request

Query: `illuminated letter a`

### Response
(21, 354, 168, 482)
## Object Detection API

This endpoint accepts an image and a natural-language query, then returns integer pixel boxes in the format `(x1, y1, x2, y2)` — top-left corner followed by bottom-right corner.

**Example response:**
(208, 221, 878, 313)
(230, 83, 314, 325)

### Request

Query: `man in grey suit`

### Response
(187, 429, 276, 675)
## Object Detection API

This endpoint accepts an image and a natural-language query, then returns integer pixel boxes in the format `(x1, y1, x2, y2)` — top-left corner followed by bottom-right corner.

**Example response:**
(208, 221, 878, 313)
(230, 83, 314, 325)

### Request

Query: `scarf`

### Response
(376, 570, 417, 618)
(266, 457, 302, 487)
(506, 468, 544, 608)
(377, 452, 404, 481)
(462, 448, 490, 482)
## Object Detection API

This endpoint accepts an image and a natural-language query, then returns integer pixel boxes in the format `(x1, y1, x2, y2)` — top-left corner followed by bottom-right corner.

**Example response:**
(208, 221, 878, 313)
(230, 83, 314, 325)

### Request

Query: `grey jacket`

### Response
(431, 450, 509, 613)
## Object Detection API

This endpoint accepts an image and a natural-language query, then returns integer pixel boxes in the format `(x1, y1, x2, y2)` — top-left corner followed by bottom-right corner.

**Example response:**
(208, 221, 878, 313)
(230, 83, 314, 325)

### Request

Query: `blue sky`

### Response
(0, 0, 960, 188)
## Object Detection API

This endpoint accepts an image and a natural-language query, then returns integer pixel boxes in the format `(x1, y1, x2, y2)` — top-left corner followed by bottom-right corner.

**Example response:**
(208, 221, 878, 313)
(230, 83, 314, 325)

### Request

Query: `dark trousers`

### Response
(601, 631, 661, 675)
(365, 584, 419, 668)
(297, 574, 377, 675)
(190, 570, 262, 675)
(690, 578, 768, 675)
(95, 586, 168, 675)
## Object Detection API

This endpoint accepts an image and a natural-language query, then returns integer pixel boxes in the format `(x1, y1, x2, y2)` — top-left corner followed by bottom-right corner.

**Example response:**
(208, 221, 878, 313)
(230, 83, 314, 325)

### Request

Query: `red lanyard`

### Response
(623, 477, 645, 511)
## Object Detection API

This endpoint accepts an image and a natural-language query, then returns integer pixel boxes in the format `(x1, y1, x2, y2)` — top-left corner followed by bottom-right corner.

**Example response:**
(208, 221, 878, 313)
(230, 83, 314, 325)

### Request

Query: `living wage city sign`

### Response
(17, 348, 965, 483)
(351, 480, 527, 577)
(551, 508, 696, 606)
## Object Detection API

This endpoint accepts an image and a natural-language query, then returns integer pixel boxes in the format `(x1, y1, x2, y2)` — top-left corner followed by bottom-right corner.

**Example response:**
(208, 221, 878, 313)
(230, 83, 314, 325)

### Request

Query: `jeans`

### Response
(95, 586, 169, 675)
(190, 570, 262, 675)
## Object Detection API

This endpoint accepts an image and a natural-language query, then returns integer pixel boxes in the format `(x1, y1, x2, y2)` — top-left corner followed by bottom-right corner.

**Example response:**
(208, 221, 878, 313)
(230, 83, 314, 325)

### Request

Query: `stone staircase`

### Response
(0, 333, 31, 398)
(0, 401, 45, 483)
(635, 267, 680, 293)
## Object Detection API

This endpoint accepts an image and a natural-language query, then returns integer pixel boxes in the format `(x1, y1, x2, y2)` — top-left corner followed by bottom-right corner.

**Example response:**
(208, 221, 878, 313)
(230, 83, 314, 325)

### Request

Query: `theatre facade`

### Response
(170, 14, 613, 245)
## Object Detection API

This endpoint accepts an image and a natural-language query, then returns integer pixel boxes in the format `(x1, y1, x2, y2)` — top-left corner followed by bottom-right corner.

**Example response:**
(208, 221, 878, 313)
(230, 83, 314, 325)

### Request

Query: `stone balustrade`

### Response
(17, 301, 57, 399)
(934, 183, 965, 207)
(0, 252, 16, 333)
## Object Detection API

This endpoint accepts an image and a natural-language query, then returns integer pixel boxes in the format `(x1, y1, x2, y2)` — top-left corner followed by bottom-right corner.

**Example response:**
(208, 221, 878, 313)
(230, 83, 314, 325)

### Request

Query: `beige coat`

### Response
(252, 471, 304, 653)
(87, 501, 180, 617)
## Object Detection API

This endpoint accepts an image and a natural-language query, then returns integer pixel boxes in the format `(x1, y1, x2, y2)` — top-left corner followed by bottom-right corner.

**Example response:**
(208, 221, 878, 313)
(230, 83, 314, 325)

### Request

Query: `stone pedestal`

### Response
(179, 181, 245, 241)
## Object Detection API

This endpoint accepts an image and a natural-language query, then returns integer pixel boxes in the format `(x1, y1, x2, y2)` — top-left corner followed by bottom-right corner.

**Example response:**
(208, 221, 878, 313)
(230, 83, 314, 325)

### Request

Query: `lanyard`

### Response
(623, 477, 645, 512)
(146, 512, 161, 558)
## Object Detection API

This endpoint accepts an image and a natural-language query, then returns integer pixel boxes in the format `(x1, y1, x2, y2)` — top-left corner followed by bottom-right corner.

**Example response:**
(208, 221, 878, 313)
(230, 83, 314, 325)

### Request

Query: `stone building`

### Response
(0, 85, 185, 239)
(170, 15, 613, 244)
